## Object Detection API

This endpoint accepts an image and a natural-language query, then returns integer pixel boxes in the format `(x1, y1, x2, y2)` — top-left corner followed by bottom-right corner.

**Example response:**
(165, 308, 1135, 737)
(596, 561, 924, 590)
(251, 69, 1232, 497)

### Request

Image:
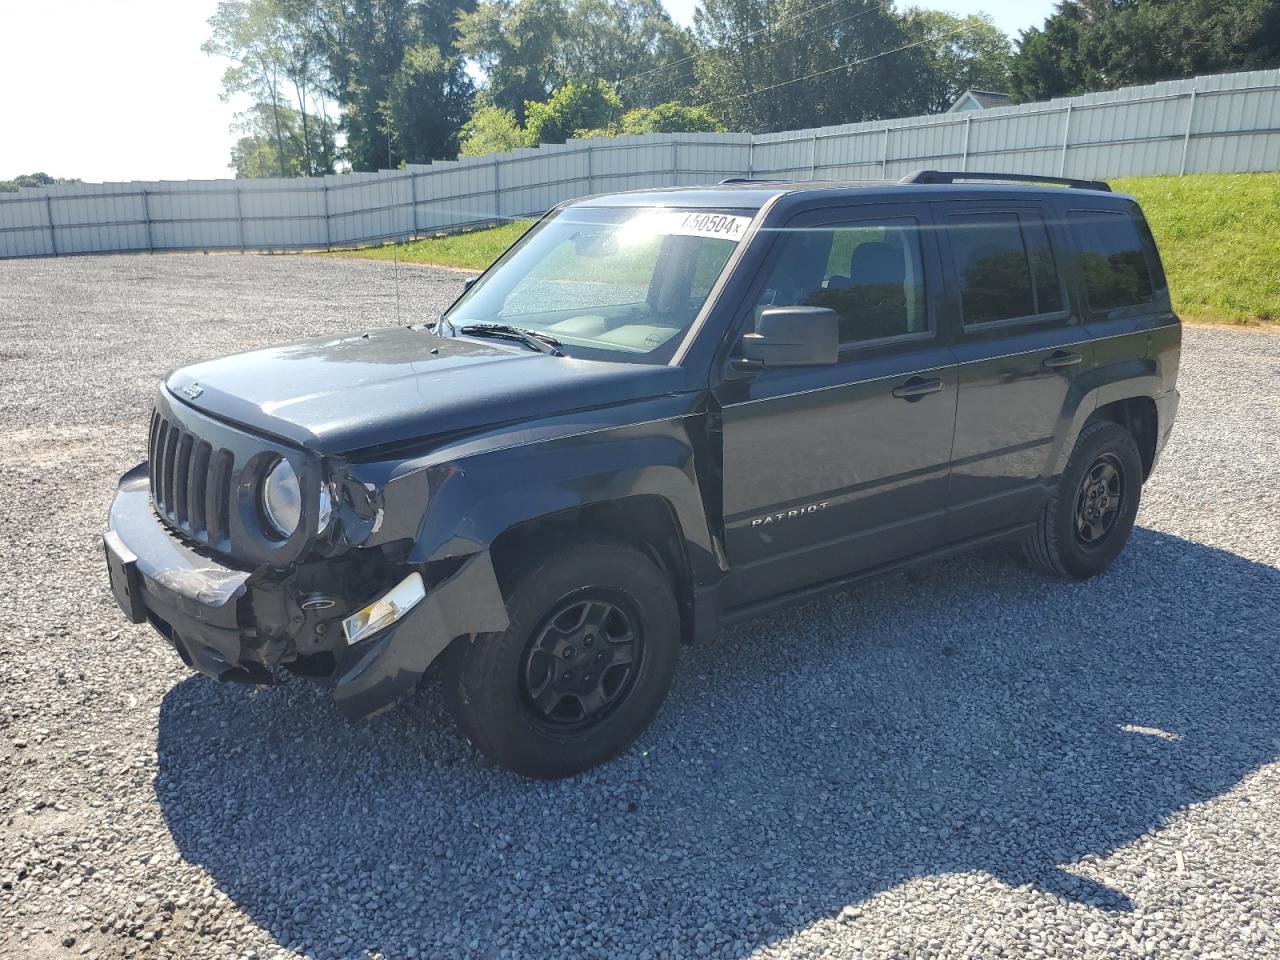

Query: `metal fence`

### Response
(4, 68, 1279, 259)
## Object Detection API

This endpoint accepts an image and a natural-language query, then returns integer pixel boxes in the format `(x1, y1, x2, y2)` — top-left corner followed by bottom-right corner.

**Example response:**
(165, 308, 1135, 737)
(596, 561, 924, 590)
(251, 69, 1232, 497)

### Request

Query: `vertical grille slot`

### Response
(161, 426, 180, 513)
(206, 449, 235, 545)
(150, 415, 167, 505)
(188, 440, 212, 535)
(173, 433, 194, 524)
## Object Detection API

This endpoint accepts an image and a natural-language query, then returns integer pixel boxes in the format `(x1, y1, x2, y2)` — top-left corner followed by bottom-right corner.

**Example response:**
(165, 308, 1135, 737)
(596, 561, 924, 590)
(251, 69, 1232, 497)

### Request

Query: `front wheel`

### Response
(1024, 420, 1143, 580)
(443, 541, 680, 779)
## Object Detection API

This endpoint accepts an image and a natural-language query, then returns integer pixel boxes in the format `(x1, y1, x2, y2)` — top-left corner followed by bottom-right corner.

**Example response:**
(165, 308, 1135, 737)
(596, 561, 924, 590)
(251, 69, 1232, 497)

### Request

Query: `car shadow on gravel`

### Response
(154, 527, 1280, 959)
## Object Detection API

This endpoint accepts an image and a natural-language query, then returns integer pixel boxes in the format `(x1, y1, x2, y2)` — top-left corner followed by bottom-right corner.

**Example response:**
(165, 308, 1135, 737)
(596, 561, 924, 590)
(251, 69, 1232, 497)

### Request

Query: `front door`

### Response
(716, 204, 958, 609)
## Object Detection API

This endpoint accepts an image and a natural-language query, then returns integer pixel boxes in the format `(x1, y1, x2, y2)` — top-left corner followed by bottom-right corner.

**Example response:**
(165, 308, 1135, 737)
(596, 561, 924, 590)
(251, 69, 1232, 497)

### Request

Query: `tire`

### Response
(1024, 420, 1143, 580)
(443, 540, 680, 779)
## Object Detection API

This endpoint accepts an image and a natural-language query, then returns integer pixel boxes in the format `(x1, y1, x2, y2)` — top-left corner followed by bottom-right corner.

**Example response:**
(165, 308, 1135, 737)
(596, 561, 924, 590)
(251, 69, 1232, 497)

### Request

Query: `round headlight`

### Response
(261, 458, 333, 538)
(262, 459, 302, 537)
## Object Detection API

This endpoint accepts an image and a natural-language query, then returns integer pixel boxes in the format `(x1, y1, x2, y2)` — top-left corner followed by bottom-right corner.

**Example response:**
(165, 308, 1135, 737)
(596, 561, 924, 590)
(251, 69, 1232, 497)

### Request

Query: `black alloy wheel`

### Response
(1073, 453, 1125, 547)
(521, 594, 642, 731)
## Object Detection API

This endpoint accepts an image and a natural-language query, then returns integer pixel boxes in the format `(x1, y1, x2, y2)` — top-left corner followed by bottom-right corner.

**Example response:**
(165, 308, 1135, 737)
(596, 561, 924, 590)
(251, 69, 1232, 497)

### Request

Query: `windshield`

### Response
(443, 206, 753, 363)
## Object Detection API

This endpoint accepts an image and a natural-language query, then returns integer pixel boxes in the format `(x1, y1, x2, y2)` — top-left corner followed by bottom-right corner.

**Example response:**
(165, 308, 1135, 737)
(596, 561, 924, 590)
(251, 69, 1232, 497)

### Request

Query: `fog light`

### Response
(341, 573, 426, 646)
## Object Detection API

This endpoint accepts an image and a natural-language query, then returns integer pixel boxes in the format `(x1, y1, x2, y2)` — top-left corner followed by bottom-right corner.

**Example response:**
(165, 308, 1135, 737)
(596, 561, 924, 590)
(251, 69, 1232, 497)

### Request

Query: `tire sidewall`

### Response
(453, 543, 679, 779)
(1052, 422, 1143, 578)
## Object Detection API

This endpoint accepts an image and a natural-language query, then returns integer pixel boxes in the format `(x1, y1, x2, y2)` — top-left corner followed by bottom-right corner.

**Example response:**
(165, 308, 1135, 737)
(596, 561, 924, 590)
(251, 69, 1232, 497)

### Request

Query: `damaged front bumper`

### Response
(103, 463, 508, 719)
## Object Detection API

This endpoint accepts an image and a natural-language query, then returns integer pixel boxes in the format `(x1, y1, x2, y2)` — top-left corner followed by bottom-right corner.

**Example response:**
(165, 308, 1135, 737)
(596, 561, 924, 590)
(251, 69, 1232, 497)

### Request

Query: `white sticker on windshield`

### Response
(625, 210, 752, 243)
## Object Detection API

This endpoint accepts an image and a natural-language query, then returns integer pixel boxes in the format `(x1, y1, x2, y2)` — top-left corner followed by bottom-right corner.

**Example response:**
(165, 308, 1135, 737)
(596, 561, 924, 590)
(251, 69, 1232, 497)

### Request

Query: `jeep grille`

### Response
(148, 410, 234, 545)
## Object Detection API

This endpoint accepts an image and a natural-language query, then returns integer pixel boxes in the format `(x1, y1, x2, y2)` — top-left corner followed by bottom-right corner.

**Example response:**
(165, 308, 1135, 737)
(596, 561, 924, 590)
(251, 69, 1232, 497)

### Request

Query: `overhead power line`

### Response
(617, 0, 893, 88)
(694, 26, 967, 109)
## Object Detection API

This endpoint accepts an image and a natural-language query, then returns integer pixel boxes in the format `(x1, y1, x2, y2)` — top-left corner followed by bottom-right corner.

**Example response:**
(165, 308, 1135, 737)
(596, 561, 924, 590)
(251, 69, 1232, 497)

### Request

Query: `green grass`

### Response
(335, 220, 534, 271)
(332, 173, 1280, 326)
(1115, 172, 1280, 326)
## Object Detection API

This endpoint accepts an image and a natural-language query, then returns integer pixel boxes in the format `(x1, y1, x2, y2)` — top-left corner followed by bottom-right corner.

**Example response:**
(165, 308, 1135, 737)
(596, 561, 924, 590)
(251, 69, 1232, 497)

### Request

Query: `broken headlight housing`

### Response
(261, 458, 332, 538)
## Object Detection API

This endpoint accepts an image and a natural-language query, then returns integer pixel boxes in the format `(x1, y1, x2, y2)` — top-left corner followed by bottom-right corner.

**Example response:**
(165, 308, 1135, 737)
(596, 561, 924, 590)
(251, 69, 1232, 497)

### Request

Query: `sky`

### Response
(0, 0, 1055, 185)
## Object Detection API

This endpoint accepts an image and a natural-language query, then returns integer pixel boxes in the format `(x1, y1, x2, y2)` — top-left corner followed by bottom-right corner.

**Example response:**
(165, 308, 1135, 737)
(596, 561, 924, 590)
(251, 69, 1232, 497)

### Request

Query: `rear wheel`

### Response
(443, 540, 680, 779)
(1024, 421, 1143, 580)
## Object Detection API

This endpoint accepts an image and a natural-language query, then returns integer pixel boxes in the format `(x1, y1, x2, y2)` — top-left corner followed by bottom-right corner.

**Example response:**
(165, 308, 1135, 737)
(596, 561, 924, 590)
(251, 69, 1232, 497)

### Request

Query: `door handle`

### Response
(892, 376, 945, 401)
(1042, 350, 1083, 370)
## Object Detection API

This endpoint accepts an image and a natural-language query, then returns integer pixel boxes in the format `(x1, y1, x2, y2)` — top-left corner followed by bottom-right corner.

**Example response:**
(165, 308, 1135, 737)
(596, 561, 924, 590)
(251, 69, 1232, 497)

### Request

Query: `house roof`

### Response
(946, 89, 1013, 113)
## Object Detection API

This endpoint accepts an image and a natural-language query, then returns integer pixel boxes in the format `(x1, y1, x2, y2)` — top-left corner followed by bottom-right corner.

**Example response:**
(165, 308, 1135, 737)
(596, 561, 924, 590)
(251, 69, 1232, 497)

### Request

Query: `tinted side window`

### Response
(1069, 210, 1154, 311)
(946, 211, 1064, 325)
(758, 216, 928, 345)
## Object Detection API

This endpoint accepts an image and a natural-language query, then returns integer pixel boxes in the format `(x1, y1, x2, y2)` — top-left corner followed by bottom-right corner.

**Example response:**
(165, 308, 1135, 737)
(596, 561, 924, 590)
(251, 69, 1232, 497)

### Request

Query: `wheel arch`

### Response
(1084, 395, 1159, 480)
(488, 495, 698, 645)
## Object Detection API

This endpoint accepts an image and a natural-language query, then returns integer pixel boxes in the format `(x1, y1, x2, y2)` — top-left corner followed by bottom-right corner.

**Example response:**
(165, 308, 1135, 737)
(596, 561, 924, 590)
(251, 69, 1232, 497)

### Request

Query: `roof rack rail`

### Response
(719, 177, 792, 185)
(898, 170, 1111, 192)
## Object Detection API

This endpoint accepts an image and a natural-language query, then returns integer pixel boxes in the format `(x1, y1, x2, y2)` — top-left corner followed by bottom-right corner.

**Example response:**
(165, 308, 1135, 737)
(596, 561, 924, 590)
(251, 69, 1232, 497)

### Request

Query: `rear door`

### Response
(715, 202, 958, 607)
(939, 198, 1094, 543)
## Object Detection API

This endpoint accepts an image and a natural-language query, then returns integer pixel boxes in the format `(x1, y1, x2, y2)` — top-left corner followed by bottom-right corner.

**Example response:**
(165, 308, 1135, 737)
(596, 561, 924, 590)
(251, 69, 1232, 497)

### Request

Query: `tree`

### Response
(205, 0, 294, 176)
(316, 0, 474, 169)
(524, 79, 622, 143)
(230, 101, 337, 177)
(205, 0, 339, 176)
(557, 0, 697, 108)
(459, 105, 532, 155)
(456, 0, 696, 122)
(900, 10, 1013, 115)
(457, 0, 572, 123)
(619, 102, 724, 133)
(0, 172, 79, 193)
(691, 0, 925, 133)
(1010, 0, 1280, 102)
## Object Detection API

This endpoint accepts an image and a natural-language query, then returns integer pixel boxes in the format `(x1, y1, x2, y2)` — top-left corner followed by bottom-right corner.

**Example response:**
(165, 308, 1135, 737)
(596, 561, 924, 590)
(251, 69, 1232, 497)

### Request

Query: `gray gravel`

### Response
(2, 252, 1279, 960)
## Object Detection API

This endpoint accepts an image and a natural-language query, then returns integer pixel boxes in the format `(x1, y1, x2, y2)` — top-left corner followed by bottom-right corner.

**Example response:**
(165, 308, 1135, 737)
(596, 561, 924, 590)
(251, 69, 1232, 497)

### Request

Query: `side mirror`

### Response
(737, 306, 839, 369)
(463, 276, 480, 292)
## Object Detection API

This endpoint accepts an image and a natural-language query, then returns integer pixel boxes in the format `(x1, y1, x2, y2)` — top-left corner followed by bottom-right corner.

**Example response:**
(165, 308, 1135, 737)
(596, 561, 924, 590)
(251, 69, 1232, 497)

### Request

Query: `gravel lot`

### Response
(2, 253, 1279, 960)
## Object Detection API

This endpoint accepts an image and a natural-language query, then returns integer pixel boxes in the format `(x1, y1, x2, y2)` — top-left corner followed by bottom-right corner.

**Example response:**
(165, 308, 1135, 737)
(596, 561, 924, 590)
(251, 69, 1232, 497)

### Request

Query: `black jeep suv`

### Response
(105, 171, 1180, 778)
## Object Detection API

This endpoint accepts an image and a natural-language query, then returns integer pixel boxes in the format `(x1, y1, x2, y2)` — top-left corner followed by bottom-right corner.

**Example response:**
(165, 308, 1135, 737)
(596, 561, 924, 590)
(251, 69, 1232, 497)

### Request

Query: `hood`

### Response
(165, 326, 686, 456)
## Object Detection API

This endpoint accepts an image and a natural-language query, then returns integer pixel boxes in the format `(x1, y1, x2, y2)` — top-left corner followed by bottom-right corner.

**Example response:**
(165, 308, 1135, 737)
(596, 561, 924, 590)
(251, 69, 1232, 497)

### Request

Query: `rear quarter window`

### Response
(1068, 209, 1157, 312)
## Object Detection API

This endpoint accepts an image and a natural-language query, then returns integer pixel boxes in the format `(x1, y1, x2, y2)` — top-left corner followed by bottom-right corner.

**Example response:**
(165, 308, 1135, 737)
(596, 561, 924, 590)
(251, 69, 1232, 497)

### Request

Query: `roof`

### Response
(946, 90, 1013, 113)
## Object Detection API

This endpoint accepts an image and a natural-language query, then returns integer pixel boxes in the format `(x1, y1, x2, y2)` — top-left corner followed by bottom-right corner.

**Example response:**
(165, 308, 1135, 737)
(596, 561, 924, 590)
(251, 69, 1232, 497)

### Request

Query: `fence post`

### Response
(44, 195, 58, 255)
(746, 137, 754, 177)
(493, 158, 502, 223)
(671, 136, 679, 186)
(409, 170, 421, 238)
(322, 182, 332, 251)
(961, 117, 972, 171)
(234, 181, 246, 253)
(880, 127, 892, 177)
(141, 188, 153, 253)
(1179, 88, 1199, 175)
(1058, 104, 1073, 176)
(809, 132, 818, 178)
(586, 144, 594, 193)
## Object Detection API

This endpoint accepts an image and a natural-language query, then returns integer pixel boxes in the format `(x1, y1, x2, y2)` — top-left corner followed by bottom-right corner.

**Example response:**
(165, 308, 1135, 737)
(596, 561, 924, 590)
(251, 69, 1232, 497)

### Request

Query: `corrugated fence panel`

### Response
(814, 127, 888, 178)
(5, 68, 1280, 258)
(414, 159, 499, 232)
(0, 194, 53, 257)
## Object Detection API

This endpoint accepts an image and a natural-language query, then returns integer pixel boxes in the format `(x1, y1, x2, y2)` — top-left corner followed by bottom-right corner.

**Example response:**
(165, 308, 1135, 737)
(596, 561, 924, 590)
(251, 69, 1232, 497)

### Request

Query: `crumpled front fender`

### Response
(331, 551, 509, 720)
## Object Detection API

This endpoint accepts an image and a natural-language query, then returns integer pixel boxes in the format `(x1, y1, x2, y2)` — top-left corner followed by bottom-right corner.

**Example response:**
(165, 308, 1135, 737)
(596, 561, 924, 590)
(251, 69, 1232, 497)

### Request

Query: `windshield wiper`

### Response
(457, 322, 563, 357)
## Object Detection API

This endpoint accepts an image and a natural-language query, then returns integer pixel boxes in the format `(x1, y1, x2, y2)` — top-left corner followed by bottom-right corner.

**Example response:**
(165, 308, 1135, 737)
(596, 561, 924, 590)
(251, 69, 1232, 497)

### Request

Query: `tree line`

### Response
(204, 0, 1280, 178)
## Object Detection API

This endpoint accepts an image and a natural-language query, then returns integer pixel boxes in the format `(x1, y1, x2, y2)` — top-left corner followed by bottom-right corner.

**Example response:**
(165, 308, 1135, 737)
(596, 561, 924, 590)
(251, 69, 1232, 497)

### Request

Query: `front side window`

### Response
(444, 206, 750, 362)
(946, 210, 1064, 325)
(756, 216, 929, 345)
(1069, 209, 1155, 312)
